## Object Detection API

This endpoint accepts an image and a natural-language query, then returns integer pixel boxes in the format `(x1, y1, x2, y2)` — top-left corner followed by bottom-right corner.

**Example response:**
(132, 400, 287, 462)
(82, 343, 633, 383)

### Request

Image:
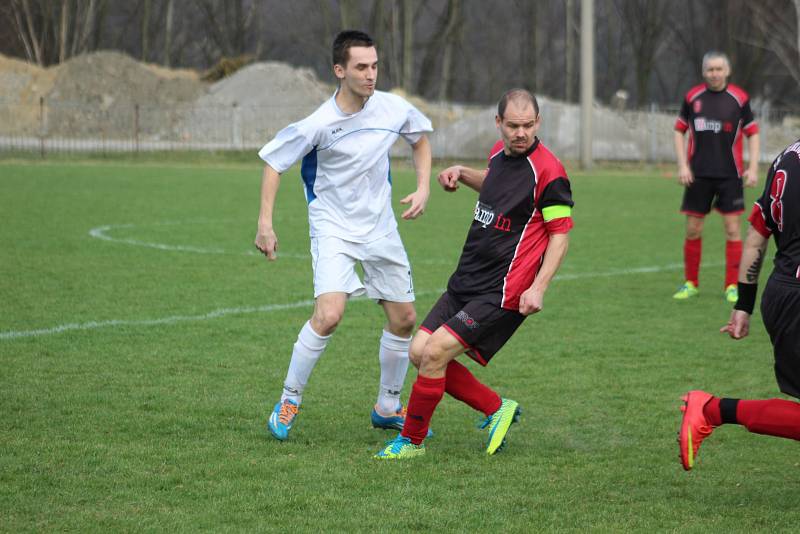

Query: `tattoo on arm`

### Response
(746, 247, 765, 283)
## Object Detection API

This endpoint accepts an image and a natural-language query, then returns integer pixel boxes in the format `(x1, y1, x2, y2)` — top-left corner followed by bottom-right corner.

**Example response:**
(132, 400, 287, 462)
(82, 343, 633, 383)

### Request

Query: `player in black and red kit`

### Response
(375, 89, 573, 459)
(673, 51, 760, 303)
(678, 138, 800, 471)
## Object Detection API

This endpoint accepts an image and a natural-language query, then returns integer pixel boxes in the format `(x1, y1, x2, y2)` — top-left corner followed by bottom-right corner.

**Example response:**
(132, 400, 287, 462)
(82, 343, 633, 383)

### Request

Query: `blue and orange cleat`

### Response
(374, 434, 425, 460)
(481, 398, 521, 455)
(268, 398, 299, 441)
(678, 390, 715, 470)
(371, 404, 433, 437)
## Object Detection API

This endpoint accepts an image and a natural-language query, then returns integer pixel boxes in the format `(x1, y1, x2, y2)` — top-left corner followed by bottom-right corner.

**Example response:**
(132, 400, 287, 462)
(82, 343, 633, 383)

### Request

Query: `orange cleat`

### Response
(678, 390, 715, 471)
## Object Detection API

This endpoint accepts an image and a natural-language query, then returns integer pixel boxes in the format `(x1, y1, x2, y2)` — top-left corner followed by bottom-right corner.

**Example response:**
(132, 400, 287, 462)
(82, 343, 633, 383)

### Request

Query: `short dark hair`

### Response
(497, 89, 539, 119)
(332, 30, 375, 67)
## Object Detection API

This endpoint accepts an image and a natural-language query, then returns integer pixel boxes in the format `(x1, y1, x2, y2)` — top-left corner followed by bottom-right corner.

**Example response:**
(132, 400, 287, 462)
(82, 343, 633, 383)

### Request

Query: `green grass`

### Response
(2, 155, 798, 532)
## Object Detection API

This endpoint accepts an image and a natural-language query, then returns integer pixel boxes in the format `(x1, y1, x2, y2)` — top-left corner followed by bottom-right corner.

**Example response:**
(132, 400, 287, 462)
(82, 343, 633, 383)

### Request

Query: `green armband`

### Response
(542, 205, 572, 222)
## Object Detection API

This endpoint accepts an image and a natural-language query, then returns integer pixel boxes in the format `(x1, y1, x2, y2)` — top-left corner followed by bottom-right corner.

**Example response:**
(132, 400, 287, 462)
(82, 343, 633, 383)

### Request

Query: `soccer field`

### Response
(1, 156, 797, 531)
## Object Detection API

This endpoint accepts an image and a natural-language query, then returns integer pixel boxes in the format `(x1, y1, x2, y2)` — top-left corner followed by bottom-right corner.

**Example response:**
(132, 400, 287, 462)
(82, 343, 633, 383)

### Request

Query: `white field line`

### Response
(0, 261, 722, 341)
(88, 223, 453, 263)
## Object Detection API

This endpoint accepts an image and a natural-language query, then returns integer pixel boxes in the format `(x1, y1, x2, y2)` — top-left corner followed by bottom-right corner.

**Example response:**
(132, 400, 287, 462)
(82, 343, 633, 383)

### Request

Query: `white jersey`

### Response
(258, 90, 433, 243)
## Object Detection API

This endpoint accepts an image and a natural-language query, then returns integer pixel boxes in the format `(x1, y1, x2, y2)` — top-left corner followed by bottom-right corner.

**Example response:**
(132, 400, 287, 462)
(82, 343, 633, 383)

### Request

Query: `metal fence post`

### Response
(39, 96, 45, 158)
(649, 102, 657, 164)
(134, 103, 140, 153)
(232, 103, 242, 150)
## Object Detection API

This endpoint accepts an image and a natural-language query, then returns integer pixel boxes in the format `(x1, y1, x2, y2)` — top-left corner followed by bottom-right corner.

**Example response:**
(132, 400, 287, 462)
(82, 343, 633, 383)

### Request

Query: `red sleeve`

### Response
(487, 140, 504, 167)
(748, 203, 771, 238)
(545, 217, 573, 235)
(675, 93, 691, 133)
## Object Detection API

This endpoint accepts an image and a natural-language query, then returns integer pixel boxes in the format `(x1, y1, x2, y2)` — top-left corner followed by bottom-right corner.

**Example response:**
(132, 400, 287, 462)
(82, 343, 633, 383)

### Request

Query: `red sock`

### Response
(684, 238, 702, 286)
(703, 396, 723, 426)
(445, 360, 502, 416)
(725, 240, 742, 287)
(401, 374, 445, 445)
(736, 399, 800, 440)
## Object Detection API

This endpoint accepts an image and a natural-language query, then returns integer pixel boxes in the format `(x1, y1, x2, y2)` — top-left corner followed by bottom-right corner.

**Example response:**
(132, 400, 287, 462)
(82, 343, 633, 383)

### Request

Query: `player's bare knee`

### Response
(685, 226, 703, 240)
(311, 308, 343, 335)
(390, 310, 416, 338)
(724, 225, 741, 241)
(420, 342, 447, 373)
(409, 344, 423, 368)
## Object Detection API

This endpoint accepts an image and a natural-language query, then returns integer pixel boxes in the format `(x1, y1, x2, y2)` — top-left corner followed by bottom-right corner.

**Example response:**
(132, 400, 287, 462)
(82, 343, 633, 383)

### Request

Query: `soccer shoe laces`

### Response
(278, 401, 298, 425)
(478, 414, 494, 430)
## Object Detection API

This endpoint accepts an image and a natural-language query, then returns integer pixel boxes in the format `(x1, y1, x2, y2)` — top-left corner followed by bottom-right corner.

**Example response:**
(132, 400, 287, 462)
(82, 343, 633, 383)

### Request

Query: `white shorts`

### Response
(310, 230, 415, 302)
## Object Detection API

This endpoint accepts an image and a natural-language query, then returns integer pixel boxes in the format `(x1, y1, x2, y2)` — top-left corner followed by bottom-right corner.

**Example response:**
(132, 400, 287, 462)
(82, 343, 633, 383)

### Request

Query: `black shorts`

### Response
(680, 176, 744, 216)
(419, 291, 526, 366)
(760, 274, 800, 399)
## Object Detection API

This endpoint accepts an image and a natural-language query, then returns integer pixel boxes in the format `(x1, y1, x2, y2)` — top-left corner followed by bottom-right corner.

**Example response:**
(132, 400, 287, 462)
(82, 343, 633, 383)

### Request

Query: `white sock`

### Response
(376, 329, 411, 414)
(280, 321, 331, 406)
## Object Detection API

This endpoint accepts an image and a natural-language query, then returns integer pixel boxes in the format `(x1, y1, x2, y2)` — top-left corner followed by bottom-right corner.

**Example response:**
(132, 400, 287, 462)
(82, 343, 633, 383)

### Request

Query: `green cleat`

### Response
(374, 434, 425, 460)
(673, 281, 699, 300)
(481, 398, 521, 455)
(724, 284, 738, 304)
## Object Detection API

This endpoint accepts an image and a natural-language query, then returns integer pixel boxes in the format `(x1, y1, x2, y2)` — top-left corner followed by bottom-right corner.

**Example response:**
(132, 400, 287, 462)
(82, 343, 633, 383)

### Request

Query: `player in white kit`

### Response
(254, 30, 433, 441)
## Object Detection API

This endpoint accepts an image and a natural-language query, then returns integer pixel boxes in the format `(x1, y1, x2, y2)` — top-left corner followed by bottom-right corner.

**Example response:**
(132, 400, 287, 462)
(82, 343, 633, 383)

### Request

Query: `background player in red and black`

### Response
(678, 138, 800, 471)
(374, 89, 573, 459)
(673, 51, 760, 303)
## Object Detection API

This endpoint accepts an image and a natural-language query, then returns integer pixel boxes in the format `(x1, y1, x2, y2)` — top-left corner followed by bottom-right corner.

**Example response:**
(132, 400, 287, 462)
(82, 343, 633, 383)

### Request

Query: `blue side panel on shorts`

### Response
(300, 148, 318, 203)
(387, 154, 392, 185)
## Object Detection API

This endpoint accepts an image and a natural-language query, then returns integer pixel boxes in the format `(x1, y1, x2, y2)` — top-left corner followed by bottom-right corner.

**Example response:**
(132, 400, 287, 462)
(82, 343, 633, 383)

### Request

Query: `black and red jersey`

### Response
(446, 138, 574, 311)
(749, 139, 800, 280)
(675, 83, 758, 179)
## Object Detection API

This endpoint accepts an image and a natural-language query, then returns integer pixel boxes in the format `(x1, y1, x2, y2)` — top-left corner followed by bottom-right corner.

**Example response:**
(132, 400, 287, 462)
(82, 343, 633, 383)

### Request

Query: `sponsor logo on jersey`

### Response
(474, 201, 495, 228)
(493, 213, 512, 232)
(693, 117, 723, 133)
(331, 127, 343, 135)
(693, 100, 702, 113)
(455, 310, 479, 330)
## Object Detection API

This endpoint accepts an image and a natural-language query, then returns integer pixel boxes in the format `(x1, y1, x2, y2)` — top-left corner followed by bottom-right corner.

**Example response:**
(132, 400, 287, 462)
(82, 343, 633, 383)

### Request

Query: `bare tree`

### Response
(6, 0, 103, 65)
(339, 0, 361, 30)
(438, 0, 461, 101)
(196, 0, 259, 60)
(615, 0, 671, 106)
(163, 0, 174, 66)
(565, 0, 576, 102)
(402, 0, 415, 93)
(749, 0, 800, 86)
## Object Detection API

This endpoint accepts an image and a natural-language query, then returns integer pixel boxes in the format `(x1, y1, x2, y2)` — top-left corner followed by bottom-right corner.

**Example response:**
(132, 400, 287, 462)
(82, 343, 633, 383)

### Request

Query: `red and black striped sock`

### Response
(401, 374, 445, 445)
(445, 360, 501, 416)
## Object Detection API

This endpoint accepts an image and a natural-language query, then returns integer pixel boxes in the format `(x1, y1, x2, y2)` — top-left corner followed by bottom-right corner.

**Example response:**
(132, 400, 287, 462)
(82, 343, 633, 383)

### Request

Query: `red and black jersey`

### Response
(749, 139, 800, 279)
(446, 138, 574, 311)
(675, 83, 758, 179)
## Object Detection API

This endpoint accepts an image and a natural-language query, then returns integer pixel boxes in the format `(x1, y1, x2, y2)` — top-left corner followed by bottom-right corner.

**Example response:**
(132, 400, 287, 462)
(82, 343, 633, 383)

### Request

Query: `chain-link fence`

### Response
(1, 97, 796, 162)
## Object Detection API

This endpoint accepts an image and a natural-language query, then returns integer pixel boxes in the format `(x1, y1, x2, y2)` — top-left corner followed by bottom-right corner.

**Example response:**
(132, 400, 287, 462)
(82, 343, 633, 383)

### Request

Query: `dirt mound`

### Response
(177, 61, 333, 144)
(43, 51, 206, 137)
(0, 54, 59, 135)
